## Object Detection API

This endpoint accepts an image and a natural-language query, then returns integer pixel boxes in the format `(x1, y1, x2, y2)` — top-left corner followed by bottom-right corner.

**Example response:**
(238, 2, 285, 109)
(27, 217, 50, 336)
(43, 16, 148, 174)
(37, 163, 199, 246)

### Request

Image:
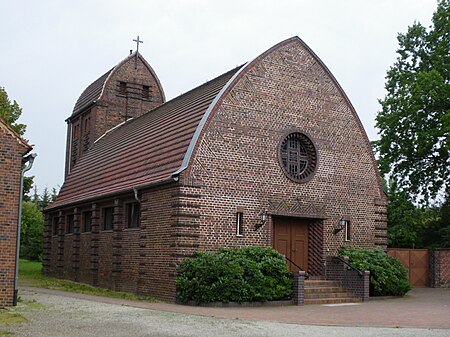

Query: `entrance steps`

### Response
(304, 278, 361, 305)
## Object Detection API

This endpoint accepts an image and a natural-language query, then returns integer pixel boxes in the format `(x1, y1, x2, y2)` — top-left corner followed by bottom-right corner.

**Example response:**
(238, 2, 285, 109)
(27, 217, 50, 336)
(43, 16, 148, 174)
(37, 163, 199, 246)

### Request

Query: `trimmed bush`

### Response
(176, 246, 293, 304)
(339, 247, 411, 296)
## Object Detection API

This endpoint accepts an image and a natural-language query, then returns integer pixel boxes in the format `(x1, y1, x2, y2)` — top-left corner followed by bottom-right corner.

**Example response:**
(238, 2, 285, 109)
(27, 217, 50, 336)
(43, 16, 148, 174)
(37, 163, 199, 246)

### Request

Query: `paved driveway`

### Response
(1, 287, 449, 337)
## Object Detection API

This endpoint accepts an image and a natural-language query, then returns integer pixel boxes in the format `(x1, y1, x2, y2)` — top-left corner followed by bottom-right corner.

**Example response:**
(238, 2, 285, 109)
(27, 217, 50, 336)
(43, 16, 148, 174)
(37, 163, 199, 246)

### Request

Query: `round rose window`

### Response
(279, 132, 317, 182)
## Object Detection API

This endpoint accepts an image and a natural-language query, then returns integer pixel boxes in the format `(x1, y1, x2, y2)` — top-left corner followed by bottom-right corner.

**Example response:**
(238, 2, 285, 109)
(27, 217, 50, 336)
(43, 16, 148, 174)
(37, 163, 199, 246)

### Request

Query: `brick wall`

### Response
(43, 183, 178, 301)
(183, 38, 387, 272)
(0, 120, 31, 307)
(430, 249, 450, 288)
(325, 256, 370, 301)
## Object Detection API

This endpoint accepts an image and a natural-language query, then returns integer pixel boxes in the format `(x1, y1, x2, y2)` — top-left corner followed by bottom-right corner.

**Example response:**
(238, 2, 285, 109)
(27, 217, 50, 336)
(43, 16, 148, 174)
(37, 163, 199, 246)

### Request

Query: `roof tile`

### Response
(50, 66, 241, 209)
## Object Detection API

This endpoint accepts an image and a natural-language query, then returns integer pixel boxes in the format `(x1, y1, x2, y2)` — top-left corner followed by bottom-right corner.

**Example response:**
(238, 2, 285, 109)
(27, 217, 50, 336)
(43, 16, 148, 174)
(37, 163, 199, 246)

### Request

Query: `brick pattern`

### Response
(293, 271, 306, 305)
(430, 249, 450, 288)
(184, 38, 386, 262)
(44, 183, 179, 302)
(0, 120, 31, 307)
(325, 256, 370, 301)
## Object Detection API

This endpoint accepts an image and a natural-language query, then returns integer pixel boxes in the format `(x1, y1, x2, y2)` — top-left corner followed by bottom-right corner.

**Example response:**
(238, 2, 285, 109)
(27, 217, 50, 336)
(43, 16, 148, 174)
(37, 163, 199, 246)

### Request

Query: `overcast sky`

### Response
(0, 0, 437, 193)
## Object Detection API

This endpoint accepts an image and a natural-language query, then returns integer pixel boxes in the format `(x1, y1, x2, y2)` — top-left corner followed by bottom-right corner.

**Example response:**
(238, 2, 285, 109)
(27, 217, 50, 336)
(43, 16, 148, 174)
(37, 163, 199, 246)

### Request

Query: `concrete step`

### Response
(305, 297, 362, 305)
(305, 286, 347, 293)
(303, 278, 361, 305)
(304, 291, 356, 299)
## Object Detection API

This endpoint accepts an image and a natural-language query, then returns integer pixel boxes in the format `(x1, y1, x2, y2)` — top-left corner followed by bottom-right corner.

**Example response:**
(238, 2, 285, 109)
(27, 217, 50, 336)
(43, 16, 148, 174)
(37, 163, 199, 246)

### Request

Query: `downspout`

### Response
(13, 152, 37, 306)
(133, 187, 141, 203)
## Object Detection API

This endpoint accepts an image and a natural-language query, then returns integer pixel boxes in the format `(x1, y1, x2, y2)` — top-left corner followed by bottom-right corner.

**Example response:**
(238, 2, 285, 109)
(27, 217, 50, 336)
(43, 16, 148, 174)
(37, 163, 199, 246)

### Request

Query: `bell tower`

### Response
(64, 50, 165, 176)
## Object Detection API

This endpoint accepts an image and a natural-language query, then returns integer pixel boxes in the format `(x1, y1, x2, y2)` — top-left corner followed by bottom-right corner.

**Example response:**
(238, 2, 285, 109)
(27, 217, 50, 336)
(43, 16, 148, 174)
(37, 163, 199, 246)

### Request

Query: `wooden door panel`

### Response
(292, 221, 308, 271)
(273, 217, 308, 272)
(387, 248, 429, 287)
(410, 250, 429, 287)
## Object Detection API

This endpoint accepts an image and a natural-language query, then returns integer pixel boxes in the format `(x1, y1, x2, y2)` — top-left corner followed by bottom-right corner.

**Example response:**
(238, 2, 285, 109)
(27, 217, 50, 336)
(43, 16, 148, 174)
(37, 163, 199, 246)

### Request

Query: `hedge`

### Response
(176, 246, 293, 304)
(339, 247, 411, 296)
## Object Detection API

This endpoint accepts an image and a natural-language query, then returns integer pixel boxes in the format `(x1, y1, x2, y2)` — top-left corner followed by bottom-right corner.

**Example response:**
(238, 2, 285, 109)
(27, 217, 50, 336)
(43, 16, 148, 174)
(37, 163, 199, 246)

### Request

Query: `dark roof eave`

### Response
(66, 101, 98, 122)
(45, 176, 178, 212)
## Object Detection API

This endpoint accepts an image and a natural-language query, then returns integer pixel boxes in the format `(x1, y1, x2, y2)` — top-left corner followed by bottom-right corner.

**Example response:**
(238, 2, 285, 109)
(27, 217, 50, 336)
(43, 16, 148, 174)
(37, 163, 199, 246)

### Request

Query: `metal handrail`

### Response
(284, 255, 309, 279)
(334, 256, 364, 277)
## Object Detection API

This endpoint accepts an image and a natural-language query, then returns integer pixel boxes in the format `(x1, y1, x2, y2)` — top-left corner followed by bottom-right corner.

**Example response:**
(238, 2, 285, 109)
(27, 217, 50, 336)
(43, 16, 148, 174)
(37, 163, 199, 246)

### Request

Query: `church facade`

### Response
(44, 37, 387, 301)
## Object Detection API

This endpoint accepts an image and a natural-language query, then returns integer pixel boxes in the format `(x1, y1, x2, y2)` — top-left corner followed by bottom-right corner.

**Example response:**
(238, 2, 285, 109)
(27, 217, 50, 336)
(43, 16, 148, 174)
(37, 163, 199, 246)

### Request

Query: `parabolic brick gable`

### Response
(44, 37, 387, 301)
(0, 119, 32, 307)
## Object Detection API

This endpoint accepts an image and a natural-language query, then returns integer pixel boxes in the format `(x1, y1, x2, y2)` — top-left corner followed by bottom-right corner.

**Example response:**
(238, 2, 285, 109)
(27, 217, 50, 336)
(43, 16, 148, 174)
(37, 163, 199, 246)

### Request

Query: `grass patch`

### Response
(0, 310, 27, 325)
(18, 260, 157, 302)
(0, 331, 15, 336)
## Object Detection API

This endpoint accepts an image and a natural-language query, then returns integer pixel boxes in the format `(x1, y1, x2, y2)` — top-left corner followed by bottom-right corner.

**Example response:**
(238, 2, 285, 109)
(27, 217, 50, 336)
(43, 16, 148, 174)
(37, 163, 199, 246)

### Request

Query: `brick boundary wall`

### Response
(293, 271, 306, 305)
(430, 249, 450, 288)
(325, 256, 370, 302)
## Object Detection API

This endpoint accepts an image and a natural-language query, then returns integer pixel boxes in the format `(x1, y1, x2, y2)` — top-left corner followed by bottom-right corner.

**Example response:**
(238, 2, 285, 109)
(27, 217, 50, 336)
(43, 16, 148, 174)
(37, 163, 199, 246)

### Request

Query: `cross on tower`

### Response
(133, 35, 143, 69)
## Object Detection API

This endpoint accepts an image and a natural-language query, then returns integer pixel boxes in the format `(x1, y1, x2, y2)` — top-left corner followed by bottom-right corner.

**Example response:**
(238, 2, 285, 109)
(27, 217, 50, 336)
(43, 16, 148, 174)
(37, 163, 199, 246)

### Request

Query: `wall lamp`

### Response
(254, 210, 268, 230)
(334, 217, 347, 234)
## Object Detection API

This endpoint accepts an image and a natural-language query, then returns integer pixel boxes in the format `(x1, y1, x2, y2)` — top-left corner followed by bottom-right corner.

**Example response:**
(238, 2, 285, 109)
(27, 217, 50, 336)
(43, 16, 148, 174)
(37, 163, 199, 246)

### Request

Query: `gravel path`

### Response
(1, 290, 448, 337)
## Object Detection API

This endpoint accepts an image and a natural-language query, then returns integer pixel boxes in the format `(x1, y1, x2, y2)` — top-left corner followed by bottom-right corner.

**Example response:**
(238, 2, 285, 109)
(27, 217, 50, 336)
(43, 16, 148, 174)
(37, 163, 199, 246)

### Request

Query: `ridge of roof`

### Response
(71, 68, 113, 118)
(0, 118, 32, 152)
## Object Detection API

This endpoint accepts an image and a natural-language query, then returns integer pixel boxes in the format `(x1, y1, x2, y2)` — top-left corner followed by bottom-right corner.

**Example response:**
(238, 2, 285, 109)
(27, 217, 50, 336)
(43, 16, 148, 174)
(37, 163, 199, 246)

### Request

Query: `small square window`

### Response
(103, 207, 114, 230)
(127, 202, 140, 228)
(236, 212, 244, 236)
(142, 85, 150, 99)
(119, 81, 127, 95)
(344, 220, 351, 241)
(82, 211, 92, 232)
(66, 214, 74, 234)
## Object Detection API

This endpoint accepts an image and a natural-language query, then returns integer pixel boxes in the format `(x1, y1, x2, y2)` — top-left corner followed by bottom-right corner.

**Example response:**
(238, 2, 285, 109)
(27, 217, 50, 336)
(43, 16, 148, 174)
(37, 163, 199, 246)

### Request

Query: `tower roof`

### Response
(50, 65, 242, 209)
(69, 52, 165, 120)
(71, 69, 113, 116)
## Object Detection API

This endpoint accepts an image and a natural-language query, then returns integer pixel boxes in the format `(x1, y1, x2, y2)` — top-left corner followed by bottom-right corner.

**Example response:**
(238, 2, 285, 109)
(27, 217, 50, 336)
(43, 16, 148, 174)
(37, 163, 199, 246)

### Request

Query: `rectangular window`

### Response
(84, 116, 90, 134)
(142, 85, 150, 99)
(119, 81, 127, 95)
(236, 212, 244, 236)
(127, 202, 140, 228)
(103, 207, 114, 230)
(82, 211, 92, 232)
(344, 220, 351, 241)
(73, 124, 79, 140)
(66, 214, 74, 234)
(52, 216, 59, 236)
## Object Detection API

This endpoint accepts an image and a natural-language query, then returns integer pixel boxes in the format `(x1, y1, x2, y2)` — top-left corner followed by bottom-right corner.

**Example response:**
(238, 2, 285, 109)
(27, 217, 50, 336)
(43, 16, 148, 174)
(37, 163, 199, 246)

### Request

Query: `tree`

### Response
(20, 201, 44, 261)
(375, 0, 450, 203)
(0, 86, 34, 199)
(0, 86, 26, 136)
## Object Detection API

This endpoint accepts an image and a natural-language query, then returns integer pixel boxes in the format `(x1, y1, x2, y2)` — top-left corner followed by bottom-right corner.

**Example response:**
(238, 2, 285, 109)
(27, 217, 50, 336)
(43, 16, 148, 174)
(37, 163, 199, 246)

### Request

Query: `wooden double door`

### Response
(273, 217, 309, 272)
(387, 248, 429, 287)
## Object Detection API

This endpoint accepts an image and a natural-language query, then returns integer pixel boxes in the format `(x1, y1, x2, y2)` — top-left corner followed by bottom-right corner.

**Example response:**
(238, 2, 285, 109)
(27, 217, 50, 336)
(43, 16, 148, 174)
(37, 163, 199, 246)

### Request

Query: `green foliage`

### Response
(375, 0, 450, 203)
(339, 247, 411, 296)
(386, 179, 450, 248)
(0, 86, 26, 136)
(20, 201, 44, 261)
(0, 86, 33, 198)
(176, 246, 293, 304)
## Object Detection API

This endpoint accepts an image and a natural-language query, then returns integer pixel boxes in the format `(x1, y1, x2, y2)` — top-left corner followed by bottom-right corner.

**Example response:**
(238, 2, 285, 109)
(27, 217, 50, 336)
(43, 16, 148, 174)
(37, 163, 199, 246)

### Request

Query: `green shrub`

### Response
(176, 246, 293, 304)
(339, 247, 411, 296)
(20, 201, 44, 261)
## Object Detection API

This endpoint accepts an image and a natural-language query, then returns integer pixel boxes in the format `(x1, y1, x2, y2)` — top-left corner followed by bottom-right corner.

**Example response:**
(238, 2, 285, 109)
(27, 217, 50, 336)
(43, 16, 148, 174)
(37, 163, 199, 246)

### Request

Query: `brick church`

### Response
(44, 37, 387, 301)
